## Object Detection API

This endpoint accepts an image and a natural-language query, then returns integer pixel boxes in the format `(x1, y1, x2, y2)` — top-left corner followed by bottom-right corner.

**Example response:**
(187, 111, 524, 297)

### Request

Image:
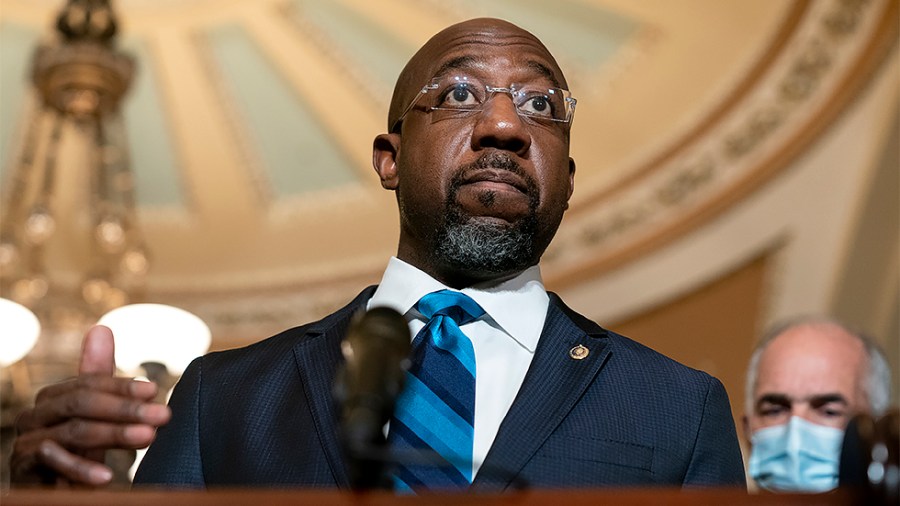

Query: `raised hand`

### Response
(9, 325, 171, 486)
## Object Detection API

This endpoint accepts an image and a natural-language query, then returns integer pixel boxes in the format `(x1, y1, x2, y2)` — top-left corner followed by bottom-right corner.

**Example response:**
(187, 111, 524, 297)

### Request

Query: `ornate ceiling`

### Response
(1, 0, 896, 345)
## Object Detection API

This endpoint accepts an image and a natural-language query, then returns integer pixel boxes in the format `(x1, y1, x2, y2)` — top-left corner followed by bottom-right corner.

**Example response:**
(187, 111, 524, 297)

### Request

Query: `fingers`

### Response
(34, 375, 159, 405)
(11, 418, 162, 486)
(9, 325, 170, 487)
(18, 420, 160, 452)
(19, 387, 171, 432)
(79, 325, 115, 376)
(10, 380, 170, 487)
(23, 376, 162, 435)
(11, 439, 114, 486)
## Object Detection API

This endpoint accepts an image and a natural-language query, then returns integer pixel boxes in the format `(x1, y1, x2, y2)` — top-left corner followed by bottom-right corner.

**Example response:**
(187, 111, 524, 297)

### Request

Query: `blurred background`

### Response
(1, 0, 897, 481)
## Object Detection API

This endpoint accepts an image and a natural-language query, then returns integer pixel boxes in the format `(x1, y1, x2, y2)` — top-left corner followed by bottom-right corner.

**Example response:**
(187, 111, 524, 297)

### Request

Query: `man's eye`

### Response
(760, 405, 786, 417)
(819, 405, 846, 418)
(442, 85, 477, 107)
(519, 95, 555, 118)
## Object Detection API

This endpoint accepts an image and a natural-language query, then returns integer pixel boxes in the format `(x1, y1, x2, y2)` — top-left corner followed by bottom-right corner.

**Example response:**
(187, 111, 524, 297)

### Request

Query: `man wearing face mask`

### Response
(743, 317, 893, 493)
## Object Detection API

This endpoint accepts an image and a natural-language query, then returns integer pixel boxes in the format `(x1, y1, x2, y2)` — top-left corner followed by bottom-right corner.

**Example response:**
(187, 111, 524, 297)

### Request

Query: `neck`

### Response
(396, 250, 530, 290)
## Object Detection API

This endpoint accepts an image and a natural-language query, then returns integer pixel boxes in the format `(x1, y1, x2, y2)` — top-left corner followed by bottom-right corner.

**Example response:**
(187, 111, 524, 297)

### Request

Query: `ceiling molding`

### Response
(545, 0, 898, 288)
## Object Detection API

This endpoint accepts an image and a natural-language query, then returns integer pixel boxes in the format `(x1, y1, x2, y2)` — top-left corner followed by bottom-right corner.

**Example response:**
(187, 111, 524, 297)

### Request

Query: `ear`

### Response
(564, 157, 576, 209)
(741, 414, 750, 445)
(373, 133, 401, 190)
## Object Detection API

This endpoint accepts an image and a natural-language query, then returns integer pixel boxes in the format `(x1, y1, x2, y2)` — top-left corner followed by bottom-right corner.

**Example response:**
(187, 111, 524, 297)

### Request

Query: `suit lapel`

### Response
(291, 287, 375, 489)
(472, 293, 612, 491)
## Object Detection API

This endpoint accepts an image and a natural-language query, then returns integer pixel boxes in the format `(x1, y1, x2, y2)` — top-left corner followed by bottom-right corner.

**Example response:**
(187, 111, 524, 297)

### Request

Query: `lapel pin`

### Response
(569, 344, 589, 360)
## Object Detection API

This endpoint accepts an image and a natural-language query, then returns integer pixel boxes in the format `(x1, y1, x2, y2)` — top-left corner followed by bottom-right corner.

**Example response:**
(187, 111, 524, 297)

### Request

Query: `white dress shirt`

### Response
(367, 257, 549, 477)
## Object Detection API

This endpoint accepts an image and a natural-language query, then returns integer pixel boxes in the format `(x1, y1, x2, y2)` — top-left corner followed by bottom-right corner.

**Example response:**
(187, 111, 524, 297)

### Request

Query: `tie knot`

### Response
(416, 289, 485, 326)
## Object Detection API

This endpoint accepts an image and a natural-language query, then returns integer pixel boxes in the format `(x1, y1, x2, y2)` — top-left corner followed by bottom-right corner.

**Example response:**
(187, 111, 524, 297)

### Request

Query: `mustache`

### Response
(462, 151, 524, 174)
(451, 152, 538, 200)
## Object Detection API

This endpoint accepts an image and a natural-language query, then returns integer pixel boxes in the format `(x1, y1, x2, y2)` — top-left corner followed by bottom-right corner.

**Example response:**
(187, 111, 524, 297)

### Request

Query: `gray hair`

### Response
(745, 316, 893, 416)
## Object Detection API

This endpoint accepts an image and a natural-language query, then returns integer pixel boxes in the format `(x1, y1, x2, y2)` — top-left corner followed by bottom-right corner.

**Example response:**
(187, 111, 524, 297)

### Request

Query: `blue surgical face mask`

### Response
(748, 416, 845, 493)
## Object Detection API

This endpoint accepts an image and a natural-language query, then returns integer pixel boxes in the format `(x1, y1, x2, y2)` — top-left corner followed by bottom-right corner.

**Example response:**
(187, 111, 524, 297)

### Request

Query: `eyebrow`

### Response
(755, 393, 850, 410)
(434, 56, 478, 79)
(526, 60, 562, 88)
(808, 394, 849, 407)
(433, 56, 563, 88)
(756, 394, 790, 410)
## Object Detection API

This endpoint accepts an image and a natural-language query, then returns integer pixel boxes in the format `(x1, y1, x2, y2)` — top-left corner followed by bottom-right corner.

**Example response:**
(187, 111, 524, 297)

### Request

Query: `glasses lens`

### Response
(513, 87, 571, 122)
(429, 76, 485, 110)
(423, 75, 575, 123)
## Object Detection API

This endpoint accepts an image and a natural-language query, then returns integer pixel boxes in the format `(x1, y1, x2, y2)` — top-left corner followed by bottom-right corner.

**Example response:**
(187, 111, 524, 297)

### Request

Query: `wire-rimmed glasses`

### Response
(391, 74, 576, 133)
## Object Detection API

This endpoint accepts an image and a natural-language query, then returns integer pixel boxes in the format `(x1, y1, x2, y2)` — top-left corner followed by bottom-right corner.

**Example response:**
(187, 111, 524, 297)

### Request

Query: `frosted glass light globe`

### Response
(0, 298, 41, 367)
(98, 303, 211, 375)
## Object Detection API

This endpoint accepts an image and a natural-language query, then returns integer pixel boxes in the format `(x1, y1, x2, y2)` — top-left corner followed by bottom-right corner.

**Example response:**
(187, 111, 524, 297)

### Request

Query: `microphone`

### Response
(335, 306, 411, 490)
(335, 307, 529, 492)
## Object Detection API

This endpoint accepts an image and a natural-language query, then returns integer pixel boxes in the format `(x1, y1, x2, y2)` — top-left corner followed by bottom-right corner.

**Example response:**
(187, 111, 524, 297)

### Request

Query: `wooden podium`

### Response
(3, 487, 857, 505)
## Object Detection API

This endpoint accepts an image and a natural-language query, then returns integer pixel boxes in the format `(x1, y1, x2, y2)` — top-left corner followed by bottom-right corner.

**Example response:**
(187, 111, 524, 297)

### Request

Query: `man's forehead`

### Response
(410, 20, 566, 86)
(754, 334, 868, 403)
(429, 54, 563, 87)
(758, 341, 862, 381)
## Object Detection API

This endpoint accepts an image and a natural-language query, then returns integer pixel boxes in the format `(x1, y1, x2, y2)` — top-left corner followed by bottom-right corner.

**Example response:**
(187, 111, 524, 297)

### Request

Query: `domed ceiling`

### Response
(1, 0, 895, 345)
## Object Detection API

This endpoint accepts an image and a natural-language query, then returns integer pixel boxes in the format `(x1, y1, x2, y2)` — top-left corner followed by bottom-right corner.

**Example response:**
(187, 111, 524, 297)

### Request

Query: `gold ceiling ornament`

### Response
(0, 0, 146, 324)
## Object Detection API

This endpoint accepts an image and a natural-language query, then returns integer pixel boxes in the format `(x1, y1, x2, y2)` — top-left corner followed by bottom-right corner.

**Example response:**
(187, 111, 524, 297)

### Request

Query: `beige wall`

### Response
(608, 254, 769, 446)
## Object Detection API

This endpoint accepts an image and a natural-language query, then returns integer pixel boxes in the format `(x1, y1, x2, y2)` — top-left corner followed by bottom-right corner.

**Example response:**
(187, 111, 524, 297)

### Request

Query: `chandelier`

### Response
(1, 0, 213, 456)
(0, 1, 214, 485)
(1, 0, 144, 338)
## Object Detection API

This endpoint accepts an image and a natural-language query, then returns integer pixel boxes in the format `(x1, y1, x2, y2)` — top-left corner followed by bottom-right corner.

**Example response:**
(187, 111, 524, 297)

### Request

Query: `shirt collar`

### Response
(368, 257, 548, 352)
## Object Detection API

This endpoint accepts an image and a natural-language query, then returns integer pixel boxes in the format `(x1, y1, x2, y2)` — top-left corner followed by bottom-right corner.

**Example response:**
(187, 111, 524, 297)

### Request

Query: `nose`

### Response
(470, 93, 531, 155)
(791, 404, 814, 424)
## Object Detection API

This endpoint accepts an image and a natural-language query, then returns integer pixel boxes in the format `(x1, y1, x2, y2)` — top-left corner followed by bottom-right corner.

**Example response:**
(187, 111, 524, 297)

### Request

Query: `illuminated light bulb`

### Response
(81, 277, 111, 305)
(24, 206, 55, 245)
(12, 277, 48, 302)
(0, 241, 19, 269)
(102, 287, 128, 311)
(95, 216, 125, 253)
(120, 246, 149, 276)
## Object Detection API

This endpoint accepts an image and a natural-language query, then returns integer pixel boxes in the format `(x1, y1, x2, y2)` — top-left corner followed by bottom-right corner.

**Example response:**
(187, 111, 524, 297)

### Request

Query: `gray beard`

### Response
(435, 216, 537, 276)
(434, 152, 540, 276)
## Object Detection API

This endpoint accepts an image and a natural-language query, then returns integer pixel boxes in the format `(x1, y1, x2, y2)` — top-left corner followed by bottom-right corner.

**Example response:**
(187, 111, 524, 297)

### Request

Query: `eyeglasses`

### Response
(391, 75, 576, 132)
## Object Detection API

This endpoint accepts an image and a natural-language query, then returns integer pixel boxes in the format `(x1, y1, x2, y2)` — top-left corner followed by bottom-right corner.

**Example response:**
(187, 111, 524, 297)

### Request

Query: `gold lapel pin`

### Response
(569, 344, 589, 360)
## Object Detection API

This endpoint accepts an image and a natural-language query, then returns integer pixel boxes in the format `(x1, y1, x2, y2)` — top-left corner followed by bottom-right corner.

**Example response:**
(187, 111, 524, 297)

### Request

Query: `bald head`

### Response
(744, 317, 892, 437)
(387, 18, 567, 131)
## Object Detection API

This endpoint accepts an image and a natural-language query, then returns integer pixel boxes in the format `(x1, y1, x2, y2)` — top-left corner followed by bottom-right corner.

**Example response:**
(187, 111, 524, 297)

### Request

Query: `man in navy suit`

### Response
(10, 18, 745, 490)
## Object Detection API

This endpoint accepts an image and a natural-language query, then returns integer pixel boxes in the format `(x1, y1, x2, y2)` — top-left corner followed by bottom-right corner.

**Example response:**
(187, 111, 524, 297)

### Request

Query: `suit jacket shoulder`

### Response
(473, 294, 745, 489)
(134, 286, 376, 487)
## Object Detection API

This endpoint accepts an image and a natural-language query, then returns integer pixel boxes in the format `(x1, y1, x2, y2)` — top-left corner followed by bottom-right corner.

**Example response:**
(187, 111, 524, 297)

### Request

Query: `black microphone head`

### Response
(340, 307, 410, 407)
(342, 306, 410, 363)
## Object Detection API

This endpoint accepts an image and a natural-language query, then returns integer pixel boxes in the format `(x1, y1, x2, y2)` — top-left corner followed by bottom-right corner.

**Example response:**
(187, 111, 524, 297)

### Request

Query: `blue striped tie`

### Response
(388, 289, 485, 492)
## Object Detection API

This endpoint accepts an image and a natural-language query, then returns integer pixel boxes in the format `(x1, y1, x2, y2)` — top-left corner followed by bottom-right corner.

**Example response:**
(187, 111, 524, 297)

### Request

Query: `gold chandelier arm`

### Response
(0, 104, 46, 239)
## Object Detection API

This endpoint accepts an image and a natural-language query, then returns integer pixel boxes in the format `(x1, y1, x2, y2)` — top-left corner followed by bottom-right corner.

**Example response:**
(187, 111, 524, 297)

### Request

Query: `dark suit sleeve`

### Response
(683, 376, 746, 486)
(132, 357, 205, 487)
